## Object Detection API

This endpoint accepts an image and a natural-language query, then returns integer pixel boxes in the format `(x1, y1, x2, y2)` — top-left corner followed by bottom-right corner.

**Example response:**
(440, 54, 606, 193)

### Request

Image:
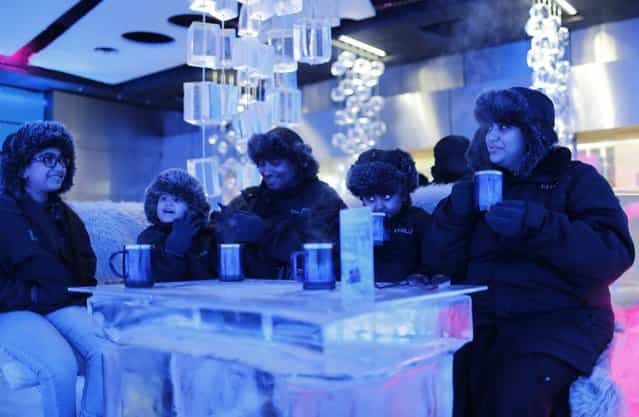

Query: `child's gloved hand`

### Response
(165, 211, 204, 256)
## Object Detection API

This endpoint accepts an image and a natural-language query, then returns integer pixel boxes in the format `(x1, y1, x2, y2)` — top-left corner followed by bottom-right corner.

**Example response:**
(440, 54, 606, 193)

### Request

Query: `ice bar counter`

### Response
(71, 280, 485, 417)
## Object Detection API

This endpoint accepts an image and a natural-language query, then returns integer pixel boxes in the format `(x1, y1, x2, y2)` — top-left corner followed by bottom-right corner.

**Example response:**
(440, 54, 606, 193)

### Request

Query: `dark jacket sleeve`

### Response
(413, 208, 435, 276)
(0, 201, 36, 311)
(263, 186, 346, 263)
(65, 206, 97, 287)
(423, 198, 477, 282)
(0, 274, 34, 312)
(508, 163, 635, 285)
(137, 226, 190, 282)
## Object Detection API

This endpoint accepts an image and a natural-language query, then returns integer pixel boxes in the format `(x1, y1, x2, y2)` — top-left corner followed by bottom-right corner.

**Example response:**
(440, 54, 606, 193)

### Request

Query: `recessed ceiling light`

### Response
(555, 0, 578, 16)
(337, 35, 387, 58)
(122, 31, 175, 44)
(168, 14, 218, 28)
(93, 46, 118, 54)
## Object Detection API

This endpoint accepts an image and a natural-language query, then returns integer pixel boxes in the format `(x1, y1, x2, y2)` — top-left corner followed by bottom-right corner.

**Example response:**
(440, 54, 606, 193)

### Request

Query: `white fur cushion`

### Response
(570, 342, 625, 417)
(67, 201, 148, 284)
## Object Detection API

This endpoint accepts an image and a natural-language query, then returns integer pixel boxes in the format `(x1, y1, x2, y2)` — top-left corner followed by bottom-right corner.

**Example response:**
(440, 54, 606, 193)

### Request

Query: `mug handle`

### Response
(289, 250, 306, 282)
(109, 249, 127, 279)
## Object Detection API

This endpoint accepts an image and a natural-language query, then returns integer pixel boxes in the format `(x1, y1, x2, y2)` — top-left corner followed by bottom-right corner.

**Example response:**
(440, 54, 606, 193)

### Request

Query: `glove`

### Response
(484, 200, 546, 238)
(213, 206, 266, 243)
(165, 211, 204, 255)
(449, 181, 475, 215)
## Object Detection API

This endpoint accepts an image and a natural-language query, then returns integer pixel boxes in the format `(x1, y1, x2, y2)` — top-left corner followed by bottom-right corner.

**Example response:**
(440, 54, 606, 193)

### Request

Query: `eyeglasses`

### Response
(374, 274, 450, 290)
(32, 153, 70, 169)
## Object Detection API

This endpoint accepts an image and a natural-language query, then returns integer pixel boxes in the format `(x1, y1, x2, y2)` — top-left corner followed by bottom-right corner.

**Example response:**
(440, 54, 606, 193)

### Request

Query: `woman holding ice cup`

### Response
(426, 87, 634, 417)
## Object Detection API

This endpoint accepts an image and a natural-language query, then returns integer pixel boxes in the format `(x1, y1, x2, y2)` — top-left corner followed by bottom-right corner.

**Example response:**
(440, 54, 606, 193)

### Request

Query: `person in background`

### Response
(417, 172, 430, 187)
(425, 87, 634, 417)
(412, 134, 471, 214)
(347, 148, 433, 283)
(138, 168, 216, 281)
(0, 121, 106, 417)
(213, 127, 346, 279)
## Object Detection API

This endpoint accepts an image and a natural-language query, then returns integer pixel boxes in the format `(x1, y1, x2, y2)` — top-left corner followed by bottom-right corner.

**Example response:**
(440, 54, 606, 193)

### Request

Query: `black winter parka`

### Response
(227, 177, 346, 278)
(425, 148, 634, 373)
(137, 225, 217, 281)
(375, 205, 432, 282)
(0, 194, 96, 314)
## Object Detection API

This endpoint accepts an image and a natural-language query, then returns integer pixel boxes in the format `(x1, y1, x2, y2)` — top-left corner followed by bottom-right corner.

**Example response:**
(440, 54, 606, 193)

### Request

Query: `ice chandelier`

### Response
(525, 0, 573, 147)
(330, 50, 386, 155)
(182, 0, 339, 202)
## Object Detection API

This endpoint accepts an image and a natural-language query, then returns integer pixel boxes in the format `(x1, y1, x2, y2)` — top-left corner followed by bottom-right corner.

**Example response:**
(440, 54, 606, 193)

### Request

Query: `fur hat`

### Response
(248, 127, 319, 180)
(347, 148, 418, 198)
(469, 87, 558, 176)
(1, 121, 76, 196)
(431, 135, 471, 183)
(144, 169, 210, 225)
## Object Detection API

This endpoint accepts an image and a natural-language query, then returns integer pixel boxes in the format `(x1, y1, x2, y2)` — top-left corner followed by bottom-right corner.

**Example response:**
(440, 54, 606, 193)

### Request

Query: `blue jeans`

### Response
(0, 306, 107, 417)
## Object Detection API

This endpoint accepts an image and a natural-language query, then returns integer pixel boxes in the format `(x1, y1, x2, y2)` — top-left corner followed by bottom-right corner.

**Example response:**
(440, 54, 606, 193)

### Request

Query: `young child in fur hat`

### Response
(346, 148, 433, 283)
(138, 168, 216, 281)
(425, 87, 634, 417)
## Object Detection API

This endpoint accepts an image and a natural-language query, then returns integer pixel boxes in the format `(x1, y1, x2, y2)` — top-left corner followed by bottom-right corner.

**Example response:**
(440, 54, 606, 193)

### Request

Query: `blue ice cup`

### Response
(219, 243, 244, 282)
(474, 170, 503, 211)
(372, 212, 388, 245)
(109, 244, 154, 288)
(290, 243, 335, 290)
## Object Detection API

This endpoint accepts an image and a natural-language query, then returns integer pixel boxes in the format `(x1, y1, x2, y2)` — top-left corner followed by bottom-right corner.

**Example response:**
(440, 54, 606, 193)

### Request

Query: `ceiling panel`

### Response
(30, 0, 190, 84)
(0, 0, 77, 56)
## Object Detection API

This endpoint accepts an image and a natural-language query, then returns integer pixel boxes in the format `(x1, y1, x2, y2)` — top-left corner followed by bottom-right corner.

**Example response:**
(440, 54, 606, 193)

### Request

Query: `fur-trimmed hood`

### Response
(144, 169, 210, 225)
(248, 127, 319, 181)
(1, 121, 76, 197)
(468, 87, 558, 177)
(347, 148, 418, 198)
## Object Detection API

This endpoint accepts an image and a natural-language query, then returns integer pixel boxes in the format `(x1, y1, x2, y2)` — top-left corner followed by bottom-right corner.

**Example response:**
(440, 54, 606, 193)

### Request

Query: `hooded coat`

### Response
(426, 89, 634, 375)
(0, 122, 96, 314)
(138, 169, 216, 281)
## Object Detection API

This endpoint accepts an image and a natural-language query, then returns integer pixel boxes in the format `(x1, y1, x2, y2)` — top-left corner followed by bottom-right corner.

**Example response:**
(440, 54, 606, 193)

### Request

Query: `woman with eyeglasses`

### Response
(346, 148, 434, 285)
(0, 121, 106, 417)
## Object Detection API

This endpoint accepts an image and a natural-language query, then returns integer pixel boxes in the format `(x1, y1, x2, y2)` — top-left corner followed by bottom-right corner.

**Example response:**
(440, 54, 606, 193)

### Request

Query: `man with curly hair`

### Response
(0, 121, 106, 417)
(214, 127, 346, 279)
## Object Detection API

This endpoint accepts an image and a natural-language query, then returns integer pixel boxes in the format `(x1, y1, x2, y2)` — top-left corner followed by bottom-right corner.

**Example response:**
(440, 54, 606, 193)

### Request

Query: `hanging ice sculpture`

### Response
(525, 0, 573, 147)
(184, 0, 365, 199)
(330, 50, 386, 155)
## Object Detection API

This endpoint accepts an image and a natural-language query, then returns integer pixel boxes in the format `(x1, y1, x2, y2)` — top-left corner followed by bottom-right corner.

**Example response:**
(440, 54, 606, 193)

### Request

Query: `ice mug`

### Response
(474, 170, 503, 211)
(219, 243, 244, 281)
(109, 244, 154, 288)
(290, 243, 335, 290)
(372, 212, 389, 245)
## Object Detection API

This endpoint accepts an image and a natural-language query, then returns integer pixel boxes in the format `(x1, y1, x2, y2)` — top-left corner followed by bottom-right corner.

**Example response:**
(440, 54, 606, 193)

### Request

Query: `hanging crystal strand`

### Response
(201, 12, 207, 158)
